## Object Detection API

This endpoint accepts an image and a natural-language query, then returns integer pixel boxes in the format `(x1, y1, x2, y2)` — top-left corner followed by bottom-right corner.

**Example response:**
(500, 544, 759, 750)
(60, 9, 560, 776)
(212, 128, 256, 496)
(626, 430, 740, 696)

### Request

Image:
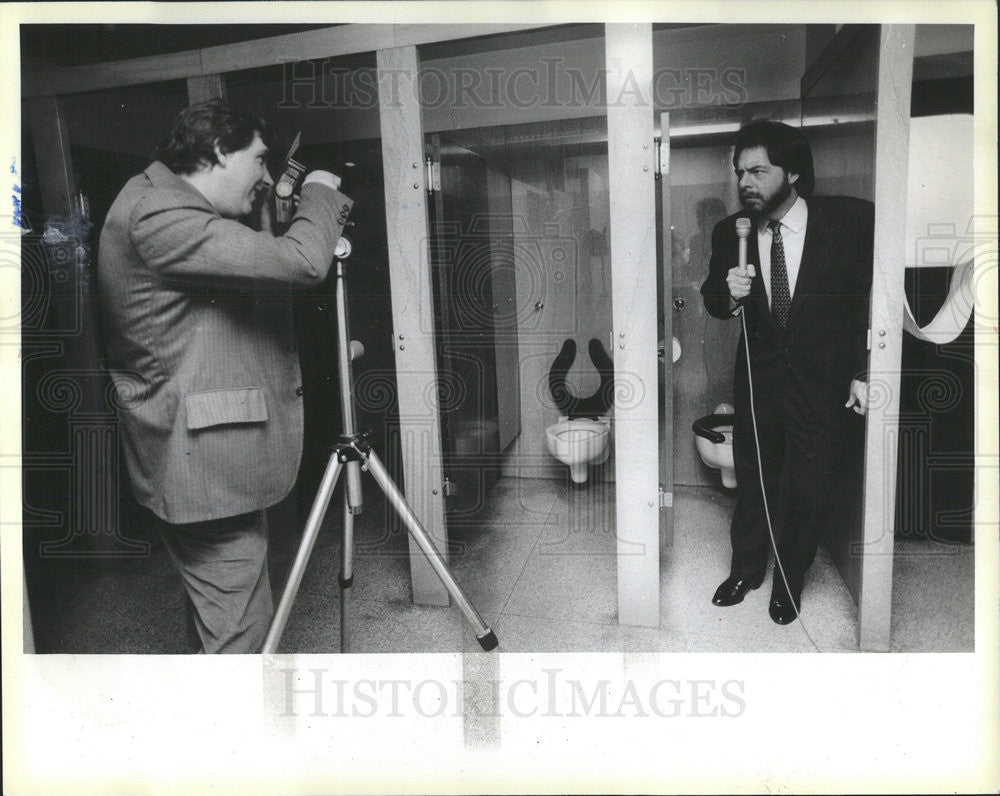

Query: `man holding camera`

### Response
(98, 100, 352, 652)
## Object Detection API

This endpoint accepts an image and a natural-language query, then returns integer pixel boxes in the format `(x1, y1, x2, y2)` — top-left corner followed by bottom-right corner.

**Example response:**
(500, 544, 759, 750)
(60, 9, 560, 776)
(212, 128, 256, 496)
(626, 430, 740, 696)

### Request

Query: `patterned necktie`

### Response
(769, 220, 790, 327)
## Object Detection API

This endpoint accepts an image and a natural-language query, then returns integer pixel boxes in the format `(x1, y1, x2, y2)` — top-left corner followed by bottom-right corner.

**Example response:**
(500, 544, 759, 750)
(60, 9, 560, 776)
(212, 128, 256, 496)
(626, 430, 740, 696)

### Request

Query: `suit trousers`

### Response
(728, 379, 843, 597)
(157, 510, 273, 653)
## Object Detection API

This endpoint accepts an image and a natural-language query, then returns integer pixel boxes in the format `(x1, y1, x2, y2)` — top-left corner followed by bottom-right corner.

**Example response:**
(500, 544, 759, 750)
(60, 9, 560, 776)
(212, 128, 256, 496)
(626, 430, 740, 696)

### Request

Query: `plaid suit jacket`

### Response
(98, 162, 352, 523)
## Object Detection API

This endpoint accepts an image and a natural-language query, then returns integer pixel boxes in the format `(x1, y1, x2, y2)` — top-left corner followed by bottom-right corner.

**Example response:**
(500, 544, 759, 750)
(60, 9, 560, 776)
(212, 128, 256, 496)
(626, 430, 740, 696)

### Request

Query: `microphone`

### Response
(735, 217, 752, 275)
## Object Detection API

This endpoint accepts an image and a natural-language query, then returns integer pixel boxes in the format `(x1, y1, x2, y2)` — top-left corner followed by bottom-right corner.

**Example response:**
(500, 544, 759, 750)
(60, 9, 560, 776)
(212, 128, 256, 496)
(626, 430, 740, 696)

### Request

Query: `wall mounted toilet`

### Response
(693, 403, 736, 488)
(545, 338, 614, 484)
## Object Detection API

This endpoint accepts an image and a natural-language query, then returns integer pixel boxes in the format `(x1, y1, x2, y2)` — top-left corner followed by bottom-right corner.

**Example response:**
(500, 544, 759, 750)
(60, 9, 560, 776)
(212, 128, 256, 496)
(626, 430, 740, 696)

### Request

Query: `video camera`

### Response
(274, 132, 307, 227)
(268, 133, 352, 261)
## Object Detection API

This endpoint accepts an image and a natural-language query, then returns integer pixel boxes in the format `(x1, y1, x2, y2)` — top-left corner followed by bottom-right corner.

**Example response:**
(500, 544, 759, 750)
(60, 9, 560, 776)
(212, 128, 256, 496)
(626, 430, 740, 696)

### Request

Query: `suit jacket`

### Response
(700, 195, 874, 421)
(98, 161, 352, 524)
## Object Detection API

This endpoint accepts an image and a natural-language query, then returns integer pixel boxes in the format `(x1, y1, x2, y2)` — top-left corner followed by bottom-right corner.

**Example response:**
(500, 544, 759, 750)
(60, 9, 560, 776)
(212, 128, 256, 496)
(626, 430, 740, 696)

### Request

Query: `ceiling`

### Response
(20, 24, 334, 67)
(21, 22, 708, 71)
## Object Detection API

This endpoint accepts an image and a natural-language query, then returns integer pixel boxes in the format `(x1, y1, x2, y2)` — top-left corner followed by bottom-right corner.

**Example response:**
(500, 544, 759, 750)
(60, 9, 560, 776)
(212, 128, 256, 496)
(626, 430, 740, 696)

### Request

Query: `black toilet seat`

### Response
(548, 338, 615, 420)
(692, 414, 735, 445)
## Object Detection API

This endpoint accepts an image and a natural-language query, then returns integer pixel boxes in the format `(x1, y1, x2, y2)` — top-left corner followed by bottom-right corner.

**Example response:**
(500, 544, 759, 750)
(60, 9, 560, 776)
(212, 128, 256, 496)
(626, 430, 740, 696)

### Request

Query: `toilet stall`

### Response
(19, 20, 968, 651)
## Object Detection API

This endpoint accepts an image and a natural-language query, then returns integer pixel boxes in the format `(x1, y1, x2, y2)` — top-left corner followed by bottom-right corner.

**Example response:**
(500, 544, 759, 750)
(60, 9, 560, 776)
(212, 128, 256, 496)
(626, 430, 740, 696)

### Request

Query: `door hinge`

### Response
(655, 136, 669, 180)
(425, 158, 440, 193)
(658, 486, 673, 509)
(442, 478, 458, 497)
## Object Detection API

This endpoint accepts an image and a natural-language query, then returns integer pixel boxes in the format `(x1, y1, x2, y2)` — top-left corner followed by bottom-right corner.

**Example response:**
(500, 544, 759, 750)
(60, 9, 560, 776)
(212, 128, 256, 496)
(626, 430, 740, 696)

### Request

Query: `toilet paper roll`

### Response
(658, 338, 682, 363)
(903, 258, 975, 344)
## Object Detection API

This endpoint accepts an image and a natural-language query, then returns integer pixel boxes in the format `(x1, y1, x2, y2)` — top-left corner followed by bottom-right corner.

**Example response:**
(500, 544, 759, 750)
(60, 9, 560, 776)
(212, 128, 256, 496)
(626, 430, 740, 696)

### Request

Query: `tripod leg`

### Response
(340, 495, 354, 653)
(363, 450, 499, 651)
(262, 455, 344, 654)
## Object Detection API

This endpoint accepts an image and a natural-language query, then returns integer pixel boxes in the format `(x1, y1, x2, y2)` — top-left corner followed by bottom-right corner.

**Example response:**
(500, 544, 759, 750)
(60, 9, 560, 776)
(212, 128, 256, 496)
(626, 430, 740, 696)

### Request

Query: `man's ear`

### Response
(788, 171, 800, 186)
(213, 142, 229, 168)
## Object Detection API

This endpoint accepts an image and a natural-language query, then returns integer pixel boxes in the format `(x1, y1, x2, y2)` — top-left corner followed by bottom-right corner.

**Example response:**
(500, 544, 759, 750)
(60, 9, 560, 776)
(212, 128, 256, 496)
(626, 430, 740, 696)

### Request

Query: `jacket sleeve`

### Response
(129, 181, 353, 291)
(700, 218, 738, 320)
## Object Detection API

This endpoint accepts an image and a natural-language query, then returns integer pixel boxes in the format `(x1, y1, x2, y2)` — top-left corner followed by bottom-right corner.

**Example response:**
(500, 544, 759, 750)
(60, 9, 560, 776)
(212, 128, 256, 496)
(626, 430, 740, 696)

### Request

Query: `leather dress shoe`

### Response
(768, 591, 801, 625)
(712, 574, 764, 606)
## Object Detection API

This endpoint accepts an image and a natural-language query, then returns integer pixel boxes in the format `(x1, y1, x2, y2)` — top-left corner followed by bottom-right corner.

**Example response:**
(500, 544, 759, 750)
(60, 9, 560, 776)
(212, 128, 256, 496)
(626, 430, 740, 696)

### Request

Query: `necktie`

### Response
(769, 220, 790, 327)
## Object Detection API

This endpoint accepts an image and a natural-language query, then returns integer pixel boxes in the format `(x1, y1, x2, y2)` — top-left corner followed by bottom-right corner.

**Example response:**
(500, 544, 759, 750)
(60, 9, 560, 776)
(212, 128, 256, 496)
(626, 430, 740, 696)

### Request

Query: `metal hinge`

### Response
(658, 486, 673, 509)
(655, 136, 669, 180)
(425, 158, 441, 193)
(442, 478, 457, 497)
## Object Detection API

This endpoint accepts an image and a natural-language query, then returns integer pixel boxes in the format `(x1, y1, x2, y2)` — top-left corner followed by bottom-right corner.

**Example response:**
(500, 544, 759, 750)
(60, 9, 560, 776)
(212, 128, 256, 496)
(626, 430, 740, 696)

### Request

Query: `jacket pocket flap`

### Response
(186, 388, 268, 430)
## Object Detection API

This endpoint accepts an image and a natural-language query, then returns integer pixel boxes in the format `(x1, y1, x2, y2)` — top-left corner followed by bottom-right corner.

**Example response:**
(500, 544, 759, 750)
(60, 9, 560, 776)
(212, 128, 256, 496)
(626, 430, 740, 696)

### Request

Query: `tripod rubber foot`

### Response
(477, 630, 499, 651)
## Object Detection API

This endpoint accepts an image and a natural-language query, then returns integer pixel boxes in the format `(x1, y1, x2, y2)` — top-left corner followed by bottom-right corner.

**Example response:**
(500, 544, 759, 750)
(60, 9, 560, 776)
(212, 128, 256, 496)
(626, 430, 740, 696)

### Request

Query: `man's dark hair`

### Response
(732, 120, 815, 198)
(153, 99, 274, 174)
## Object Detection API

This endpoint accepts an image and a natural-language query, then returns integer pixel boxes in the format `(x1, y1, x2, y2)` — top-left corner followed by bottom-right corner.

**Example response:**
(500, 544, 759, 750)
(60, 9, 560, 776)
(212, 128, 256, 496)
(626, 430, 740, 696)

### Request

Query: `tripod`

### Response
(261, 240, 498, 654)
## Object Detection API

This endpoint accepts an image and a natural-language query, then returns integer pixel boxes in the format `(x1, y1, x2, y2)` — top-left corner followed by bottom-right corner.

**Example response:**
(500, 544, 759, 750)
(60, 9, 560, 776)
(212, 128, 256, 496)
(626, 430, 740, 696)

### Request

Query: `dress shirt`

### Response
(757, 195, 808, 307)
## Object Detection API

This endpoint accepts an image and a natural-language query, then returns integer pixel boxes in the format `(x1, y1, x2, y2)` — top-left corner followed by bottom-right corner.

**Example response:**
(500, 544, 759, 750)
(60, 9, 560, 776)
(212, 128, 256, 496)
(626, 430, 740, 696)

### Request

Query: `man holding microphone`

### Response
(700, 120, 874, 625)
(98, 100, 352, 652)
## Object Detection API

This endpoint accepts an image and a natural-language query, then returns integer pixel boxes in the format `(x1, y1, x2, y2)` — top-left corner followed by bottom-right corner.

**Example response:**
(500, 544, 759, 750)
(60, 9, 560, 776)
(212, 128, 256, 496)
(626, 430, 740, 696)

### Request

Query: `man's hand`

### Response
(845, 379, 869, 415)
(727, 263, 755, 302)
(302, 170, 342, 192)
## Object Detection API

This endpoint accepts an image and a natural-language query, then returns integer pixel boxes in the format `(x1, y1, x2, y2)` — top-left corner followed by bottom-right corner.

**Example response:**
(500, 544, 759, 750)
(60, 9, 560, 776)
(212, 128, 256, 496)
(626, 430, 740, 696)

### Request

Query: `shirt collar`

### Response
(145, 160, 181, 186)
(759, 195, 808, 234)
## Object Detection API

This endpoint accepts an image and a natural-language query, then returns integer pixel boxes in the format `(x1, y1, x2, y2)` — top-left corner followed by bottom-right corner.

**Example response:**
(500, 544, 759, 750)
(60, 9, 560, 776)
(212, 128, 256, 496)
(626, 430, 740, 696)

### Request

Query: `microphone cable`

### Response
(738, 297, 822, 653)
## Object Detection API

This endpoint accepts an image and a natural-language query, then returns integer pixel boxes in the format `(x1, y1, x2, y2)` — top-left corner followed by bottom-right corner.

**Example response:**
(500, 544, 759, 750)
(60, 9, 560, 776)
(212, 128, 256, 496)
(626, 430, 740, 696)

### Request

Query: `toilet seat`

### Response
(693, 409, 736, 488)
(548, 338, 614, 419)
(692, 413, 736, 444)
(545, 339, 615, 484)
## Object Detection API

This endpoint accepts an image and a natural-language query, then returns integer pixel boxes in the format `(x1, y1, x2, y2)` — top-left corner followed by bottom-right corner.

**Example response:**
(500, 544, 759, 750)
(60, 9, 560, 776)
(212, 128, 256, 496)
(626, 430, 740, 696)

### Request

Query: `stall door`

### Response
(802, 24, 915, 650)
(426, 134, 520, 515)
(657, 114, 674, 546)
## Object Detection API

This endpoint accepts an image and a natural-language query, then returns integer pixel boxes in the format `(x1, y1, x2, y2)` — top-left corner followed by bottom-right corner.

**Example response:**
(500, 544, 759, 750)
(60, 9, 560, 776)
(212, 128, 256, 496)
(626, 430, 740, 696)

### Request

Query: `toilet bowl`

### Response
(693, 403, 736, 488)
(546, 416, 611, 484)
(545, 338, 614, 485)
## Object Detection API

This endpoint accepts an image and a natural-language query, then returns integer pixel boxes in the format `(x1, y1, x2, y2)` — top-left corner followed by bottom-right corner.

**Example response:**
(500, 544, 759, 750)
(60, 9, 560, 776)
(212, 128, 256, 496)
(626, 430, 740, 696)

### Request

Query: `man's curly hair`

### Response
(153, 99, 275, 175)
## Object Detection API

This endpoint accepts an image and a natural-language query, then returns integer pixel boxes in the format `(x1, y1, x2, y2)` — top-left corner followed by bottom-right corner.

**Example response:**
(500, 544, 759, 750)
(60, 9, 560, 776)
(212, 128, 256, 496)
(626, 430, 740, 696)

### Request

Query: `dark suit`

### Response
(700, 195, 874, 594)
(98, 162, 352, 650)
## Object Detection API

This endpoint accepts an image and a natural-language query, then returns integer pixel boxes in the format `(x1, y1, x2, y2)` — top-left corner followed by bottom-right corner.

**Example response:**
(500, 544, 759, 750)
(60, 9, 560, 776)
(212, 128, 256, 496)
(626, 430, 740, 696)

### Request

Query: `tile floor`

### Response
(24, 476, 975, 654)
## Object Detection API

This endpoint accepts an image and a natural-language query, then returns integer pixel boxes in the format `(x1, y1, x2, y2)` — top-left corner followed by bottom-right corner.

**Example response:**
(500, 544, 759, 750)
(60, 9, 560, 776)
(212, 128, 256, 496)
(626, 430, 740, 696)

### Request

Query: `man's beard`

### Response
(740, 175, 792, 218)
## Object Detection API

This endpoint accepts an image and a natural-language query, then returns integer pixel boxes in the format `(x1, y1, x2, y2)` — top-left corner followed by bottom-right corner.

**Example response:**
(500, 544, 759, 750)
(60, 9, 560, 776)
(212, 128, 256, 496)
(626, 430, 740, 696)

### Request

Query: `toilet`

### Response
(693, 403, 737, 488)
(545, 338, 614, 484)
